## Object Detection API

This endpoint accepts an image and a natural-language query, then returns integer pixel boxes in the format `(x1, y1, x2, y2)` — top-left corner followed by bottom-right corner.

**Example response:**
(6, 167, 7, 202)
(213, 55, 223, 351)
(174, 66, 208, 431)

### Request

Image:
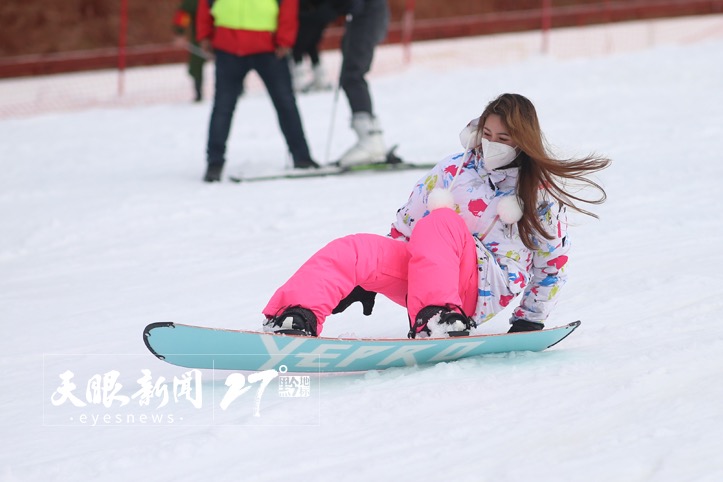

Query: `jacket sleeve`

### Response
(512, 200, 570, 324)
(196, 0, 214, 42)
(275, 0, 300, 48)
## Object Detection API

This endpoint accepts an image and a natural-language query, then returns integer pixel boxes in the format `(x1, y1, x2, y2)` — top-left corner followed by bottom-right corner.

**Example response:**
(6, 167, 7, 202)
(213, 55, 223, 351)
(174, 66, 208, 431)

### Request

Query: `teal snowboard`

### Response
(143, 321, 581, 373)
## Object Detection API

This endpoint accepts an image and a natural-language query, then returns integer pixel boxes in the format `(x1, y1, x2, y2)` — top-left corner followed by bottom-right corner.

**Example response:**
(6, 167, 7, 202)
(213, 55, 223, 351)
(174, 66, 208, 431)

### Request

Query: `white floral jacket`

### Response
(390, 151, 570, 326)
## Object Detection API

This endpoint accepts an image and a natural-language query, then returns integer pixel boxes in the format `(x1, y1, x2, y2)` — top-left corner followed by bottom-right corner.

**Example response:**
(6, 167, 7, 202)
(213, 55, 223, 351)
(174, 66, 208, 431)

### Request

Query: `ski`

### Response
(228, 165, 345, 183)
(299, 83, 333, 94)
(228, 146, 437, 183)
(342, 160, 437, 173)
(143, 321, 581, 373)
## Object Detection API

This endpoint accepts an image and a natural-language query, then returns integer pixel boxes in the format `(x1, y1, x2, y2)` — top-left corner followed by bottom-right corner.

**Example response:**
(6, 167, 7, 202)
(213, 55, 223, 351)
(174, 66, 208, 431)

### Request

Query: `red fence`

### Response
(1, 0, 722, 79)
(383, 0, 723, 43)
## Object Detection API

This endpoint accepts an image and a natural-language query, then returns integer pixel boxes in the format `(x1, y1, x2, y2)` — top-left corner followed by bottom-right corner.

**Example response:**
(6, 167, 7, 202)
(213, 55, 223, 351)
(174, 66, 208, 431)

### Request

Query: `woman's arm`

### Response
(512, 200, 570, 324)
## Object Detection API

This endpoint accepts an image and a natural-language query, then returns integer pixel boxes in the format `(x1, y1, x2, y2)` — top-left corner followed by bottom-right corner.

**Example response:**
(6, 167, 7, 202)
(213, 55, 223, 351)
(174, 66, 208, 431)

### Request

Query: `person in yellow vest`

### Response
(197, 0, 319, 182)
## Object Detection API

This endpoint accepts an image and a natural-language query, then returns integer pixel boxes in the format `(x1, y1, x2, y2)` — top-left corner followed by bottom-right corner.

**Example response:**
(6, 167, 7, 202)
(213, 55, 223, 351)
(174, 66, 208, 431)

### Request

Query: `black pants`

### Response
(292, 2, 337, 65)
(207, 50, 313, 167)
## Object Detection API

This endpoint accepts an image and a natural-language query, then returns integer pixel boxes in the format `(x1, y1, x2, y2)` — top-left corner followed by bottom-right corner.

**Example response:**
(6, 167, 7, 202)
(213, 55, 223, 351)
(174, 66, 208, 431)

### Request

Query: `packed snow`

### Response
(2, 15, 723, 482)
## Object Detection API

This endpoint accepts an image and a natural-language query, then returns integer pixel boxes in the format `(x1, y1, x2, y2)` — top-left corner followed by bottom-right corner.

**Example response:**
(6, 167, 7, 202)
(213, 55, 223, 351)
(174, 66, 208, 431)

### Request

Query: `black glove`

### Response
(508, 319, 544, 333)
(332, 286, 376, 316)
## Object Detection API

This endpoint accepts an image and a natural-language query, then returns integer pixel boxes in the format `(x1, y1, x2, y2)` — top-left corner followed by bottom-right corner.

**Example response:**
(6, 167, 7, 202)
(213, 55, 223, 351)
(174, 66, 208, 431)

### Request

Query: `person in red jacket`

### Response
(197, 0, 319, 182)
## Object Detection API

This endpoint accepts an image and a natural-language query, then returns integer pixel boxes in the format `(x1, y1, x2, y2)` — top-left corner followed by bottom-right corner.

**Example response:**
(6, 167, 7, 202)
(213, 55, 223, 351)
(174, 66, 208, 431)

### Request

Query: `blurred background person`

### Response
(290, 0, 338, 93)
(172, 0, 206, 102)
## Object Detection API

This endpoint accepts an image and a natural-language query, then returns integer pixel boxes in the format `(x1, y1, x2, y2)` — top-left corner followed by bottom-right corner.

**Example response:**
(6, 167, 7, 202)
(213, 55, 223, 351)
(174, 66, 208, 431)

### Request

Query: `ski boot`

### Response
(337, 112, 387, 167)
(301, 64, 332, 93)
(203, 163, 223, 182)
(293, 158, 320, 169)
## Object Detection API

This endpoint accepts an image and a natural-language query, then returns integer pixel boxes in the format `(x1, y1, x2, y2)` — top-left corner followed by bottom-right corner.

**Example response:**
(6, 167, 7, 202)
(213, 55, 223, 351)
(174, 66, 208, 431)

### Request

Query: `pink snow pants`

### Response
(263, 208, 479, 335)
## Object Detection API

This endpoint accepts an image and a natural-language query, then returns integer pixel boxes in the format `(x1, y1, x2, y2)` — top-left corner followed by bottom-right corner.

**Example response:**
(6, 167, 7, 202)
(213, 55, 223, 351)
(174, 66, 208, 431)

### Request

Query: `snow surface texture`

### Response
(2, 15, 723, 482)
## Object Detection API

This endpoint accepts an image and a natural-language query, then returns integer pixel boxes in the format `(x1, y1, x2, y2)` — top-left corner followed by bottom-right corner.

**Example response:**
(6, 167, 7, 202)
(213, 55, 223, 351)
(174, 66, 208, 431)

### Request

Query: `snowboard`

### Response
(143, 321, 581, 373)
(228, 146, 436, 183)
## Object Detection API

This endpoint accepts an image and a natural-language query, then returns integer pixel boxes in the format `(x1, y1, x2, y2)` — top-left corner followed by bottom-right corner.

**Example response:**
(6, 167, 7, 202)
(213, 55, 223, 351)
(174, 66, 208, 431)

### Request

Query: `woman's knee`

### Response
(412, 208, 467, 238)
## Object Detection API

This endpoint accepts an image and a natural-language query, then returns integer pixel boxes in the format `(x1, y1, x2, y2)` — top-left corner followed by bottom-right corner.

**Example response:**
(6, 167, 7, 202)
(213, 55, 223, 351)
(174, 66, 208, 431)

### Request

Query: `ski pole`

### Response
(179, 40, 214, 60)
(323, 14, 353, 166)
(323, 79, 341, 165)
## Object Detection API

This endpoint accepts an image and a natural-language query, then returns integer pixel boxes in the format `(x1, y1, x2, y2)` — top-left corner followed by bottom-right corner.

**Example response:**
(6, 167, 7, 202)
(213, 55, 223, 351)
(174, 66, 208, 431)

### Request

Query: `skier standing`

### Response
(197, 0, 319, 182)
(290, 0, 338, 93)
(334, 0, 391, 166)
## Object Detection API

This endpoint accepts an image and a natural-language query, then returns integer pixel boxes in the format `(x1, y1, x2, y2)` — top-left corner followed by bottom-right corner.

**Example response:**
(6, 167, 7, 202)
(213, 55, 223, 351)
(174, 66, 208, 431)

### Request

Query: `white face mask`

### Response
(480, 138, 519, 170)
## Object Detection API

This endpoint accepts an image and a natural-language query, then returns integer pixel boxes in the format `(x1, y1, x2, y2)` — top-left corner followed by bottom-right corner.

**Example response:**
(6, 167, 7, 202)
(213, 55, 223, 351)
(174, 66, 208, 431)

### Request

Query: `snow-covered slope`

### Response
(2, 18, 723, 482)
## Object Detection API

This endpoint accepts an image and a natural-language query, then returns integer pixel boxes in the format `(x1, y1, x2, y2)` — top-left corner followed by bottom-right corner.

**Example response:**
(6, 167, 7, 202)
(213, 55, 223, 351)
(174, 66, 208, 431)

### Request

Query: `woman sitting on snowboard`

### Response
(262, 93, 611, 338)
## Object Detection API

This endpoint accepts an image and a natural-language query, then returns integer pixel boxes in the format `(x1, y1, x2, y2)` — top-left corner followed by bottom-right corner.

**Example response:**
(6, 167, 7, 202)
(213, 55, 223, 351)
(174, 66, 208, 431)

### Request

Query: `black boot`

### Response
(203, 163, 223, 182)
(409, 305, 476, 339)
(293, 158, 320, 169)
(194, 78, 202, 102)
(263, 306, 318, 336)
(508, 319, 544, 333)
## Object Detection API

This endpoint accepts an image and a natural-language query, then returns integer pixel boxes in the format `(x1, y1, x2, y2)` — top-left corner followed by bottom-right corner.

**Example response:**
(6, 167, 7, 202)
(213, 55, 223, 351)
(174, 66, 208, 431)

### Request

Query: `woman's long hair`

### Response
(476, 93, 611, 250)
